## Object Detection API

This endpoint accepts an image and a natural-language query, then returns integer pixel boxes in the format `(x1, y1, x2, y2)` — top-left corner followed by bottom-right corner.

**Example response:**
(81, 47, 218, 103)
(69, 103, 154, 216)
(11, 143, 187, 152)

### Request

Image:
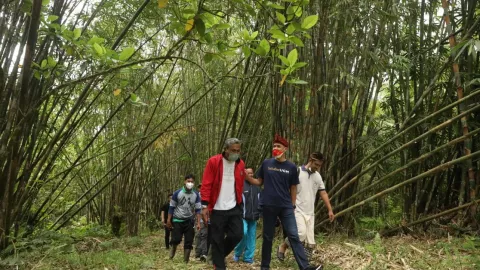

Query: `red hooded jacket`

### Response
(200, 153, 245, 211)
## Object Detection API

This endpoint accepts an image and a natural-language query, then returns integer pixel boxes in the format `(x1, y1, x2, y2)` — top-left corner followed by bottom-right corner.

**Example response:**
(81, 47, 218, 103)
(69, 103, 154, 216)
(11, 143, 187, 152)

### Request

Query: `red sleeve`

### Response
(200, 157, 214, 206)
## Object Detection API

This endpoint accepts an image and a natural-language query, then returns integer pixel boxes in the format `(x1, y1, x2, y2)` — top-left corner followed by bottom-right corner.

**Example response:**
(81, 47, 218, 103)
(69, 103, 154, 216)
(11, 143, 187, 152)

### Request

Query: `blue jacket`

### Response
(242, 180, 261, 221)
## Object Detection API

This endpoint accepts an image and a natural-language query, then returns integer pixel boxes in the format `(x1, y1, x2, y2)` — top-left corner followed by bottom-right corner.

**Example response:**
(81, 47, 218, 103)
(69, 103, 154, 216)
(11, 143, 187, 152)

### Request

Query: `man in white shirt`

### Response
(277, 152, 334, 262)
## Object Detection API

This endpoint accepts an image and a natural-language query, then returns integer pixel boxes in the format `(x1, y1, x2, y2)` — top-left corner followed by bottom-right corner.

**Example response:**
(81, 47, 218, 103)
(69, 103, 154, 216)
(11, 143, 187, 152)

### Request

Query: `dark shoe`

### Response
(277, 245, 285, 261)
(305, 265, 323, 270)
(169, 245, 177, 259)
(199, 255, 207, 262)
(184, 249, 191, 263)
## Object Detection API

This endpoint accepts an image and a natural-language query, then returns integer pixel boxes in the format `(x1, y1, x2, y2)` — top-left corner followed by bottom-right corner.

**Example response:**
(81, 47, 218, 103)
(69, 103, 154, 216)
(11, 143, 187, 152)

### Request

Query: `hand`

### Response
(201, 208, 209, 227)
(196, 222, 201, 231)
(166, 220, 173, 229)
(328, 211, 335, 222)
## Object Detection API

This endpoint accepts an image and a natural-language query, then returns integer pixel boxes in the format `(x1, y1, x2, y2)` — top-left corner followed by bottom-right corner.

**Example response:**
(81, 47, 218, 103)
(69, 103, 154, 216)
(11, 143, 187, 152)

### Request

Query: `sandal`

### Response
(277, 245, 285, 261)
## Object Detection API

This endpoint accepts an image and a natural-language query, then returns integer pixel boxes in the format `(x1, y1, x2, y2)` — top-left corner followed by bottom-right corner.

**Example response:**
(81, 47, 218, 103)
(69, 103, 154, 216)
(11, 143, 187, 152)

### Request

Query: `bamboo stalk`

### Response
(329, 103, 480, 201)
(381, 198, 480, 236)
(318, 149, 480, 227)
(334, 127, 480, 210)
(327, 90, 480, 194)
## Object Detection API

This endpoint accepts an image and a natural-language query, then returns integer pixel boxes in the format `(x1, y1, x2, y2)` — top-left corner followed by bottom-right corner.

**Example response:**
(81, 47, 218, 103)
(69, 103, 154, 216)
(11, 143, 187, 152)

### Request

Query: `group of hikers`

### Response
(160, 135, 335, 270)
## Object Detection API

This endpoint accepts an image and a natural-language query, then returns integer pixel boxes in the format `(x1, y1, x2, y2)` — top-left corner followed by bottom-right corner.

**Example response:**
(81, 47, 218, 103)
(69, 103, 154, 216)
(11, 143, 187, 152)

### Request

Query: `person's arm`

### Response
(319, 190, 335, 222)
(200, 158, 215, 225)
(290, 185, 297, 207)
(245, 173, 263, 186)
(167, 192, 178, 228)
(195, 192, 202, 230)
(245, 162, 264, 186)
(160, 209, 165, 224)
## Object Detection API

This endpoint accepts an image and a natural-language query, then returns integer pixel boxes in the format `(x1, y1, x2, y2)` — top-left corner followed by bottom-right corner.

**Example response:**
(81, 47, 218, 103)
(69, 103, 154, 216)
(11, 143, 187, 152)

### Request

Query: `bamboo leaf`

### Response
(287, 79, 308, 84)
(185, 19, 194, 31)
(287, 49, 298, 65)
(276, 12, 286, 24)
(259, 39, 270, 55)
(195, 18, 205, 36)
(158, 0, 168, 8)
(242, 46, 251, 57)
(289, 36, 304, 47)
(301, 15, 318, 29)
(73, 28, 81, 40)
(278, 55, 290, 66)
(47, 15, 59, 22)
(93, 43, 104, 55)
(119, 47, 135, 61)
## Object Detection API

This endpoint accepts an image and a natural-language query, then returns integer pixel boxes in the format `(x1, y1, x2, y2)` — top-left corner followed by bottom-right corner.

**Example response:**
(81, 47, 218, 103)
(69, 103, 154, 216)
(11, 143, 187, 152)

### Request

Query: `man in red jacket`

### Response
(200, 138, 245, 270)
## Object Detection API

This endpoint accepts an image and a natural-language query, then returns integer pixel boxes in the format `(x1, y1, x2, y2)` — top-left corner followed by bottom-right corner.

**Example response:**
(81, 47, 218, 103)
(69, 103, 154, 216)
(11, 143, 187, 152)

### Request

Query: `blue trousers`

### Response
(261, 206, 309, 270)
(234, 219, 257, 261)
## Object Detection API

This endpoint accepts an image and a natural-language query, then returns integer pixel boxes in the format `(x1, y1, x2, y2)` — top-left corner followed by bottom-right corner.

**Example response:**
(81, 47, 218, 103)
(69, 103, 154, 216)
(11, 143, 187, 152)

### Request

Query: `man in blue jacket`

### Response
(233, 167, 261, 264)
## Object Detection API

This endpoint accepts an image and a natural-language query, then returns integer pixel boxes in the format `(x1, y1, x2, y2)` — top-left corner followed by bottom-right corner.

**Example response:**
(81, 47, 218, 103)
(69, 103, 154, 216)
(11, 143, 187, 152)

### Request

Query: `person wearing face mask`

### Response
(200, 138, 245, 270)
(277, 152, 334, 263)
(167, 174, 202, 263)
(245, 134, 323, 270)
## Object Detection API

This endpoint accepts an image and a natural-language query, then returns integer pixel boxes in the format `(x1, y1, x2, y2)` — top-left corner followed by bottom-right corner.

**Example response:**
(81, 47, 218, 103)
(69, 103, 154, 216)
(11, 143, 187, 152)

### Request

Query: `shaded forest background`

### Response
(0, 0, 479, 253)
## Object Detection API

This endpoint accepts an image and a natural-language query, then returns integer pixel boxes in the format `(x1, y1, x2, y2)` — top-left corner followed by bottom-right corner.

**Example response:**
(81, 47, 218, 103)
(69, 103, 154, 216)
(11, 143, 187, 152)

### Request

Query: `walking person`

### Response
(195, 184, 208, 261)
(200, 138, 245, 270)
(277, 152, 335, 262)
(233, 167, 261, 264)
(167, 175, 202, 263)
(160, 193, 173, 249)
(245, 134, 323, 270)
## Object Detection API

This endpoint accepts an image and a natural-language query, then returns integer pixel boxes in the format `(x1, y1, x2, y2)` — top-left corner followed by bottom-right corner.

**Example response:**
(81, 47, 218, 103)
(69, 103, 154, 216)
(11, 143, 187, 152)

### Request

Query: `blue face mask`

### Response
(227, 153, 239, 162)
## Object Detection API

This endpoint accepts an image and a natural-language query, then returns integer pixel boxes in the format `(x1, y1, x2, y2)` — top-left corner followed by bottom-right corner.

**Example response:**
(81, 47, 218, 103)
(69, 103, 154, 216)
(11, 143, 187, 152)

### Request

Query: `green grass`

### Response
(0, 228, 478, 270)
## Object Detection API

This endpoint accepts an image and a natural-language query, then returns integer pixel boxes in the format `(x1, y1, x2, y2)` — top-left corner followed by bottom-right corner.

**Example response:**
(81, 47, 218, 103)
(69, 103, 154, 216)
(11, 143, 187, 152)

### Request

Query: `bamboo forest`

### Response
(0, 0, 479, 269)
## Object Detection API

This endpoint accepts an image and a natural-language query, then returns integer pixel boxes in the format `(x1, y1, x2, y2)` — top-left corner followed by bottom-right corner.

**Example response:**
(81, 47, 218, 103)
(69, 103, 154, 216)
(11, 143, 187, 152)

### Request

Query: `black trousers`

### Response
(210, 205, 243, 270)
(164, 226, 171, 248)
(170, 221, 195, 249)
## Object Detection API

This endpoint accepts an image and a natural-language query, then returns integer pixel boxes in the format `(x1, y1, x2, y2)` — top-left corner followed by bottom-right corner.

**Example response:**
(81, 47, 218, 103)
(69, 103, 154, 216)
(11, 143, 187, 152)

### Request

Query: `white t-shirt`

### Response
(214, 158, 236, 210)
(296, 166, 325, 216)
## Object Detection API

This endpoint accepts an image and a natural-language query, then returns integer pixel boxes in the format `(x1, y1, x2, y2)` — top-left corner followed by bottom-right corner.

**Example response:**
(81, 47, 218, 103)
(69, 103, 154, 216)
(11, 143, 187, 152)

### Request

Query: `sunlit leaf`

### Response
(73, 28, 81, 40)
(289, 36, 304, 47)
(287, 79, 308, 84)
(301, 15, 319, 29)
(215, 23, 231, 30)
(93, 43, 104, 55)
(278, 55, 290, 66)
(47, 15, 59, 22)
(259, 39, 270, 55)
(158, 0, 168, 8)
(242, 46, 251, 57)
(119, 47, 135, 61)
(276, 12, 286, 24)
(185, 19, 194, 31)
(113, 89, 121, 96)
(287, 49, 298, 65)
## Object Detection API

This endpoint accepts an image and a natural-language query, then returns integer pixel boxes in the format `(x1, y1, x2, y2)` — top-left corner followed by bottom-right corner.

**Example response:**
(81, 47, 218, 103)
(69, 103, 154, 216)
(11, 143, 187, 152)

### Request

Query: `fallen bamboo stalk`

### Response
(380, 198, 480, 236)
(317, 150, 480, 227)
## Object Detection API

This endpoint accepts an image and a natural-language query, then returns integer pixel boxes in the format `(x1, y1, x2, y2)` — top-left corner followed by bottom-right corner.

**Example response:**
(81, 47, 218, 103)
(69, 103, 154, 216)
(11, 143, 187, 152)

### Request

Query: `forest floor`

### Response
(1, 227, 479, 270)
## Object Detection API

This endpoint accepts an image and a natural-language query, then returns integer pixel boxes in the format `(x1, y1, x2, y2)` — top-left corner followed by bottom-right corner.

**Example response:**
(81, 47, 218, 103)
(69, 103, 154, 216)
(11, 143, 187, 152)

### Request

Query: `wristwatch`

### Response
(293, 205, 296, 209)
(202, 205, 208, 209)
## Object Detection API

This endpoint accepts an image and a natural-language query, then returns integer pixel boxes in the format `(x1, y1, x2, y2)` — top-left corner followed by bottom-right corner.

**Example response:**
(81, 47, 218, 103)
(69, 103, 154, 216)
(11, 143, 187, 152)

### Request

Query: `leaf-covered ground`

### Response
(1, 229, 479, 269)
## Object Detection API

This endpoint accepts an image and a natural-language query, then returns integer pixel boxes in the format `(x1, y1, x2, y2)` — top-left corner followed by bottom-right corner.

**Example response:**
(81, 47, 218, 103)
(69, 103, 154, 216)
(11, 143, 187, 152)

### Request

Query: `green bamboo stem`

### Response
(380, 198, 480, 236)
(328, 90, 480, 195)
(318, 149, 480, 227)
(334, 127, 480, 210)
(329, 103, 480, 201)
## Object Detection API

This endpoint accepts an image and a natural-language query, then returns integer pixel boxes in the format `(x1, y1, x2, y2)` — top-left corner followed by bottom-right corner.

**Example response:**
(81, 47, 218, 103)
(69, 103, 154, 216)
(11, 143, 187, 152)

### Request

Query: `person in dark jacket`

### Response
(233, 167, 261, 264)
(160, 193, 173, 249)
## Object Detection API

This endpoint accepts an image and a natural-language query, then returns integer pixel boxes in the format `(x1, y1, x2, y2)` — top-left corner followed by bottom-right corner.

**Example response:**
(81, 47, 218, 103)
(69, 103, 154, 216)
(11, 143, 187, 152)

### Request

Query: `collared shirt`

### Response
(296, 165, 325, 216)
